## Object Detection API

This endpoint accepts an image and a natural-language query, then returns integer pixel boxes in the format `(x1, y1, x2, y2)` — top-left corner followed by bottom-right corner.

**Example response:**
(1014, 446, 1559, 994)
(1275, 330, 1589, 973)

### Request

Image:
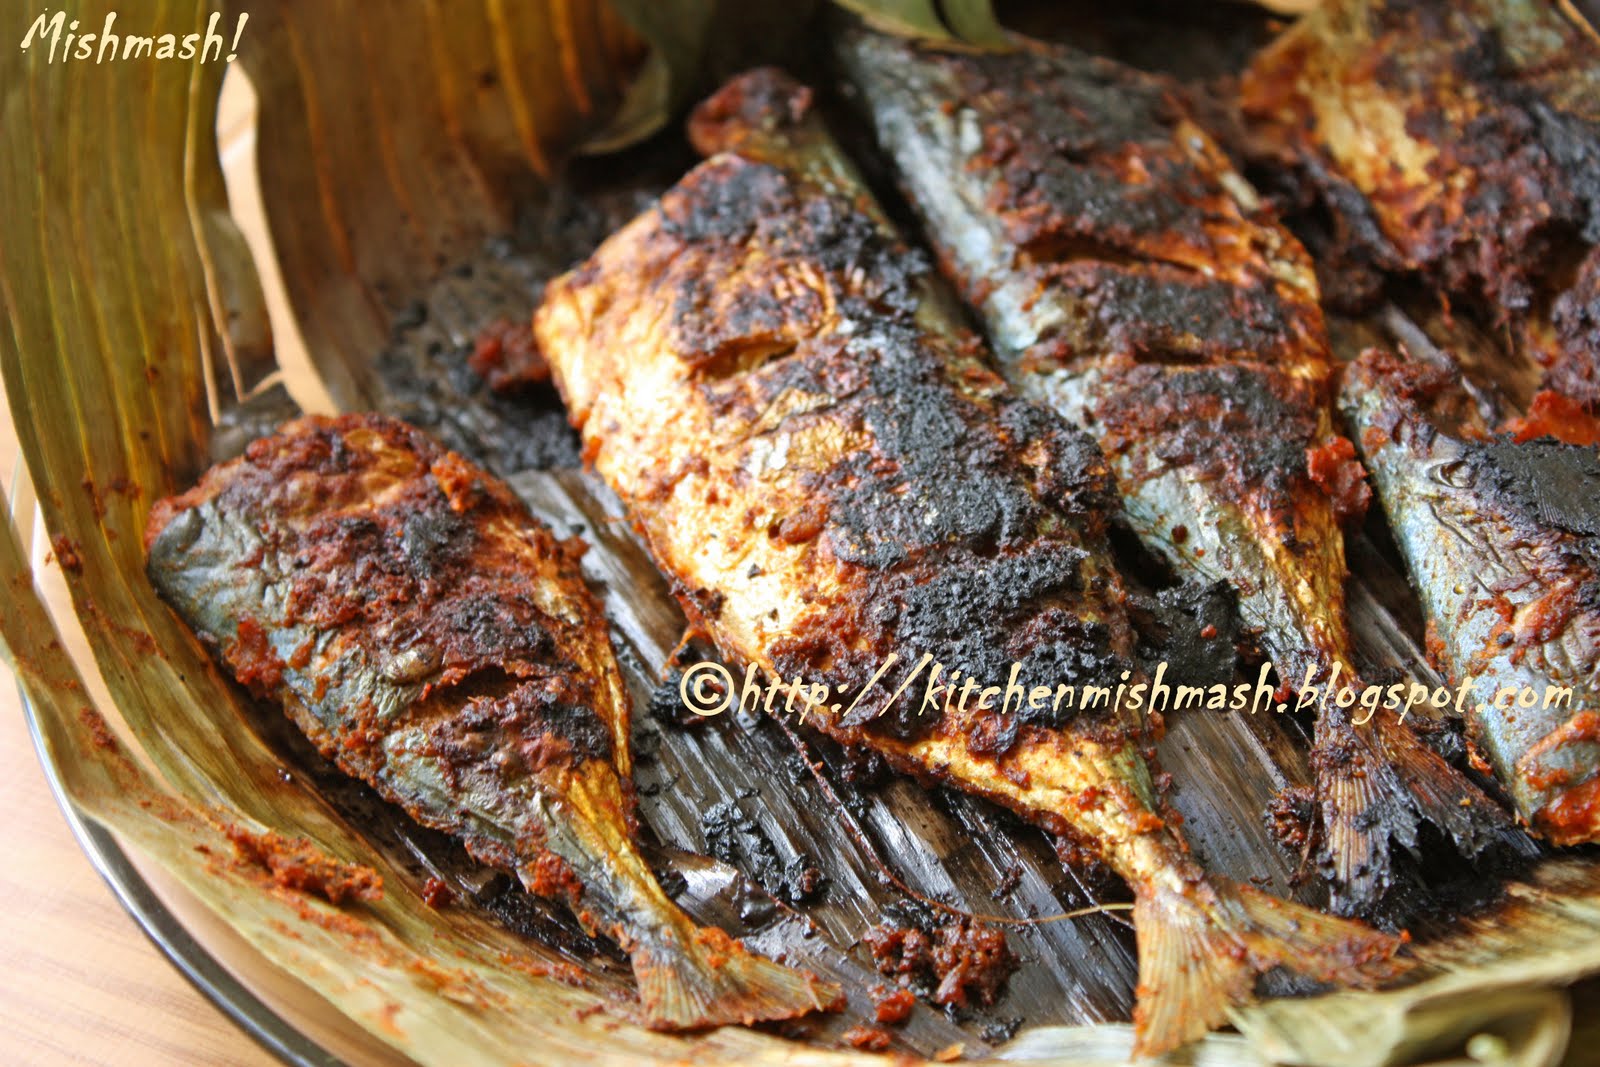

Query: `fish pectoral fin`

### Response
(1131, 878, 1410, 1058)
(534, 787, 841, 1031)
(631, 927, 842, 1030)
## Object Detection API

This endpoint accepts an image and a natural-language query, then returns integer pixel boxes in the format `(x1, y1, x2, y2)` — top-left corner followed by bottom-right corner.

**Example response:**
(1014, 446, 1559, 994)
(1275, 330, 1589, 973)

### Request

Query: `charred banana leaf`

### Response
(144, 414, 839, 1030)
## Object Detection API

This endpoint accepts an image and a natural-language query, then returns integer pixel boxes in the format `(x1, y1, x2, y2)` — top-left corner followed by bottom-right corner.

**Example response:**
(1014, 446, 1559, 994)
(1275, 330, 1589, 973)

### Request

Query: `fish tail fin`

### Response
(1315, 706, 1532, 913)
(531, 781, 840, 1031)
(632, 926, 841, 1030)
(1131, 876, 1409, 1057)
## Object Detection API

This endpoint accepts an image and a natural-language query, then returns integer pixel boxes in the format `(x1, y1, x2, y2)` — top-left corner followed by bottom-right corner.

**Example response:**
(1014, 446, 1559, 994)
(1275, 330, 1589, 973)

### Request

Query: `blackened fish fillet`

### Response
(834, 28, 1522, 912)
(144, 414, 838, 1030)
(535, 69, 1407, 1057)
(1342, 350, 1600, 844)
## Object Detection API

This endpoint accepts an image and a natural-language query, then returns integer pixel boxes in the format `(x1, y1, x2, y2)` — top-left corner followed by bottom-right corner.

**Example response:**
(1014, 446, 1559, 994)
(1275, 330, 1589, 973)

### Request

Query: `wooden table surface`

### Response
(0, 70, 282, 1067)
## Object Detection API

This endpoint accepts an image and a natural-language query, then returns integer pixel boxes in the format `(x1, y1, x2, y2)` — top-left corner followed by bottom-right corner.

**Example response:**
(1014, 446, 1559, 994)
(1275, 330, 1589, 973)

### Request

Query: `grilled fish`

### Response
(1240, 0, 1600, 391)
(144, 413, 839, 1030)
(834, 28, 1522, 912)
(534, 69, 1406, 1056)
(1341, 349, 1600, 844)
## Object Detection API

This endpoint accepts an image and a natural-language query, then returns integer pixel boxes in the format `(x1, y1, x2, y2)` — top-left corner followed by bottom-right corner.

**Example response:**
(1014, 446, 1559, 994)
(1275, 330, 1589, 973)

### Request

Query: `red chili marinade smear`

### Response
(862, 918, 1016, 1009)
(1500, 390, 1600, 447)
(1535, 775, 1600, 845)
(871, 985, 917, 1025)
(841, 1025, 894, 1051)
(469, 317, 550, 394)
(78, 707, 119, 751)
(51, 535, 83, 573)
(224, 616, 287, 696)
(223, 824, 383, 905)
(421, 877, 455, 909)
(1305, 435, 1372, 523)
(528, 850, 585, 910)
(1522, 713, 1600, 792)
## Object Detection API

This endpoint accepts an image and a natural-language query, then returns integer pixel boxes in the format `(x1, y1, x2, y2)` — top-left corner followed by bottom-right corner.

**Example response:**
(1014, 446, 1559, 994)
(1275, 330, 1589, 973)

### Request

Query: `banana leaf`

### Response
(2, 2, 1599, 1065)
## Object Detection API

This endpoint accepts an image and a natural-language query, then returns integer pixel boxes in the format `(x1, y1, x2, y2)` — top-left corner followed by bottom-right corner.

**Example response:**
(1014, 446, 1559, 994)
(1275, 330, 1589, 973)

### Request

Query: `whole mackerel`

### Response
(1342, 350, 1600, 844)
(535, 69, 1406, 1057)
(834, 28, 1525, 911)
(145, 414, 839, 1030)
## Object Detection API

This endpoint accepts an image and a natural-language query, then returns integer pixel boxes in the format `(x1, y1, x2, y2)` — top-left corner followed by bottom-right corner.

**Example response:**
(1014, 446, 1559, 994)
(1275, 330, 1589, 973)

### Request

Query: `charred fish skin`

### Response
(834, 28, 1525, 912)
(536, 68, 1407, 1057)
(1239, 0, 1600, 370)
(1341, 351, 1600, 844)
(144, 414, 838, 1030)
